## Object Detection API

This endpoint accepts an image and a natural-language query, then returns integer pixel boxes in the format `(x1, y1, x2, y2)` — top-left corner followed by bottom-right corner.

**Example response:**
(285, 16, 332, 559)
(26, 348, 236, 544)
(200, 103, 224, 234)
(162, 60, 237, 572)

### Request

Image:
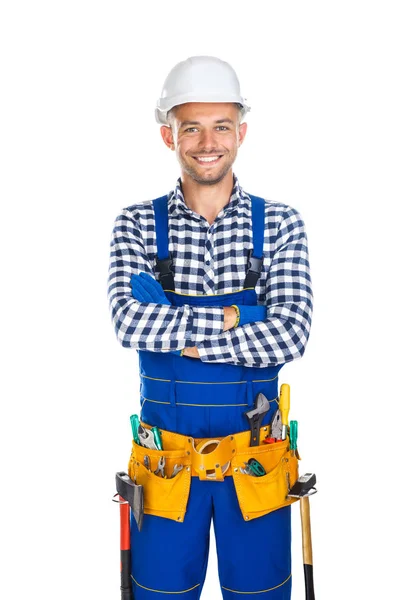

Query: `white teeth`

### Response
(196, 156, 220, 162)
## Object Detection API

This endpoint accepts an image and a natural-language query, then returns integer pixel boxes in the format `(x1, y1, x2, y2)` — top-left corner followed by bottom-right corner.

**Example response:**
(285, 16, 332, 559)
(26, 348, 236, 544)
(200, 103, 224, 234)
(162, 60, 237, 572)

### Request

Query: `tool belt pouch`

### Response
(232, 441, 299, 521)
(128, 440, 192, 523)
(191, 436, 236, 481)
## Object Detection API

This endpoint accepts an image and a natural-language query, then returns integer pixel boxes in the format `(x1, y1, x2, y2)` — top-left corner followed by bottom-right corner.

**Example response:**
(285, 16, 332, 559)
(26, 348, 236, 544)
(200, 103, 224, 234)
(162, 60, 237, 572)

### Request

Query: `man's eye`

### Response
(184, 127, 198, 133)
(216, 126, 228, 131)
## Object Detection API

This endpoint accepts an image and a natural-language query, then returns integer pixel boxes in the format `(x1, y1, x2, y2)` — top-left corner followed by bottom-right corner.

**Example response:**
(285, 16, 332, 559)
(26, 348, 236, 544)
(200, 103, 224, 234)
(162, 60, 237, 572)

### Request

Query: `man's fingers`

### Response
(138, 271, 156, 282)
(138, 272, 163, 293)
(137, 272, 161, 294)
(130, 275, 154, 302)
(138, 272, 167, 302)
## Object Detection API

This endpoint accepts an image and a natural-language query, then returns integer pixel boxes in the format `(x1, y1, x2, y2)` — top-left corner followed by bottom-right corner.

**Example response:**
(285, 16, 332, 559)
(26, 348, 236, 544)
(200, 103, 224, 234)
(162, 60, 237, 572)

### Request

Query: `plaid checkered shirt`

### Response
(107, 175, 313, 368)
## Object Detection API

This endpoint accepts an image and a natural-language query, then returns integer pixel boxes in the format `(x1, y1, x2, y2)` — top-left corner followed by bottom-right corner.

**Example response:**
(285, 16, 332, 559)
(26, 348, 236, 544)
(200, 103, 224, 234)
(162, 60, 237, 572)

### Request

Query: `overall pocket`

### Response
(231, 441, 299, 521)
(128, 440, 192, 523)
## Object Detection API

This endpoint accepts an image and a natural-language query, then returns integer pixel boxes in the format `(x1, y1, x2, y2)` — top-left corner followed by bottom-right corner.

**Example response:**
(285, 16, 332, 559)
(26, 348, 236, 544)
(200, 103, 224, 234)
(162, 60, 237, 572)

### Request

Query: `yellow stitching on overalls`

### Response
(142, 375, 279, 384)
(131, 575, 201, 594)
(142, 376, 247, 384)
(141, 375, 172, 382)
(176, 402, 248, 407)
(221, 573, 292, 594)
(141, 396, 170, 405)
(142, 398, 247, 407)
(163, 288, 255, 296)
(143, 395, 276, 407)
(177, 380, 247, 385)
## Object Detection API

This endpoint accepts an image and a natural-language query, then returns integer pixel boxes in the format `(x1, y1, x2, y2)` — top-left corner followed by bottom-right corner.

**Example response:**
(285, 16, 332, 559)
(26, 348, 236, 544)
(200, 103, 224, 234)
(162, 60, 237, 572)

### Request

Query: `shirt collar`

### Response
(169, 174, 248, 220)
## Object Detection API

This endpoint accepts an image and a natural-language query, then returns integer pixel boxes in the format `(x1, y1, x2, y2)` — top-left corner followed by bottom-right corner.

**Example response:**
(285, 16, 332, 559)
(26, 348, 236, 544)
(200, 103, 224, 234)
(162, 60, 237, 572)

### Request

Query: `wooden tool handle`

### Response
(300, 496, 315, 600)
(300, 496, 313, 565)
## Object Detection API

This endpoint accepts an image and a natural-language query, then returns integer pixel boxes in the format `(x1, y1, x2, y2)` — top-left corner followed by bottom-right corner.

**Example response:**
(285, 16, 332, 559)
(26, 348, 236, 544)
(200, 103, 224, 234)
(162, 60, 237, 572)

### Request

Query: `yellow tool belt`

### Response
(128, 423, 299, 523)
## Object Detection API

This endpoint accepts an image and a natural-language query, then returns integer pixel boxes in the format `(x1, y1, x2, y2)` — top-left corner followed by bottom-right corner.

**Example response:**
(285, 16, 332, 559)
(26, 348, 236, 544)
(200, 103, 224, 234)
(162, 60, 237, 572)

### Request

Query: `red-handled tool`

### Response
(118, 495, 133, 600)
(113, 472, 144, 599)
(263, 406, 284, 444)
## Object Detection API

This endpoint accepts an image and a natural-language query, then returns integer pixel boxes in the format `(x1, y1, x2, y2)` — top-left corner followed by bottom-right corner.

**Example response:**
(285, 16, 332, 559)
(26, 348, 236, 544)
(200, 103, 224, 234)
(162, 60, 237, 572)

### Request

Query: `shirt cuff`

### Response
(189, 307, 225, 343)
(196, 333, 233, 363)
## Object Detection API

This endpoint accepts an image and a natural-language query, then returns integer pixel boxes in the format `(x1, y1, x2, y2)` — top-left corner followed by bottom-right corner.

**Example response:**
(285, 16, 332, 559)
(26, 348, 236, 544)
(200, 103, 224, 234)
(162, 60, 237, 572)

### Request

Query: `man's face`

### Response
(161, 103, 247, 186)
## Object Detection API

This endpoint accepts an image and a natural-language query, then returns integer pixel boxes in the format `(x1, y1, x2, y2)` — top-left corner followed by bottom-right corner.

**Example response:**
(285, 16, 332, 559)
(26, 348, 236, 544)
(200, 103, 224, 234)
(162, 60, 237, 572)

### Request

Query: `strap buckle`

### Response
(157, 255, 174, 277)
(247, 252, 263, 274)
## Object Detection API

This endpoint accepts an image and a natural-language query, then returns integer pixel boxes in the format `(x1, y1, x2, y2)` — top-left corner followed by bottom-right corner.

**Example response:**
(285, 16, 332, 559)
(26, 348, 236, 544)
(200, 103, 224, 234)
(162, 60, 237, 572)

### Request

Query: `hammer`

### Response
(288, 473, 318, 600)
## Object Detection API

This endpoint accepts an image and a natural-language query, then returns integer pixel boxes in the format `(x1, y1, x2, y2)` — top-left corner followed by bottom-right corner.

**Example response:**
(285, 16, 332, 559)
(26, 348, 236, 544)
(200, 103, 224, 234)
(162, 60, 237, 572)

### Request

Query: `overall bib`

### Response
(130, 195, 293, 599)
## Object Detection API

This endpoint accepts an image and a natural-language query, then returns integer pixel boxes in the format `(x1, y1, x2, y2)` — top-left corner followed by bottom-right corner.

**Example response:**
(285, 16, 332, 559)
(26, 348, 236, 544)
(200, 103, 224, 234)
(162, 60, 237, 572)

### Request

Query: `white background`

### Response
(1, 1, 399, 598)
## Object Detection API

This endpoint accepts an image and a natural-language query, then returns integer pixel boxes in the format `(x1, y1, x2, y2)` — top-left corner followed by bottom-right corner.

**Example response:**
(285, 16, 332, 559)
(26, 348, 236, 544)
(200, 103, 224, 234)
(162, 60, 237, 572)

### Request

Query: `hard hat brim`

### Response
(155, 93, 250, 125)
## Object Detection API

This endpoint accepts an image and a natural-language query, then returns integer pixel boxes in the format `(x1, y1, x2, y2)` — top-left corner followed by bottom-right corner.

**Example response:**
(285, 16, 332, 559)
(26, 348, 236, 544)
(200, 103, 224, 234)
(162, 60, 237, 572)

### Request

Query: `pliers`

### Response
(154, 455, 166, 478)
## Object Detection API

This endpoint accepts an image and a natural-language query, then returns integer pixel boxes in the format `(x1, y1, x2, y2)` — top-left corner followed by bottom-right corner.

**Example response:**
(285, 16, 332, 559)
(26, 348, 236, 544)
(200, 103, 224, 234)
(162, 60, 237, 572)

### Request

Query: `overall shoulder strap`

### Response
(243, 194, 265, 289)
(152, 195, 175, 291)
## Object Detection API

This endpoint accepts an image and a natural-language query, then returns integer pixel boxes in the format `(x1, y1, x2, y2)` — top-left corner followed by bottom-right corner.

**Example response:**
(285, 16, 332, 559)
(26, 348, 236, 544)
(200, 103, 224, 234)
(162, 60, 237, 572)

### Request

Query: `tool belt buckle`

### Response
(191, 435, 237, 481)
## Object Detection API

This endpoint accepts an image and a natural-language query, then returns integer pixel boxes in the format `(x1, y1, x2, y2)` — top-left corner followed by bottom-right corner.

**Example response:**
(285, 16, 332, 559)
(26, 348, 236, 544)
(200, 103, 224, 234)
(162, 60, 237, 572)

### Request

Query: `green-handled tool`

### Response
(130, 414, 140, 445)
(247, 458, 266, 477)
(290, 420, 298, 456)
(152, 426, 163, 450)
(130, 415, 163, 449)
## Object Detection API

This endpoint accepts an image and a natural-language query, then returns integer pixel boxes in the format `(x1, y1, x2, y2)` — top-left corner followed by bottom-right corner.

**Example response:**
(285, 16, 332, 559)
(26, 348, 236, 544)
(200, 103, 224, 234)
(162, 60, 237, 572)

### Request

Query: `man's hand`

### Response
(223, 306, 238, 331)
(180, 306, 268, 359)
(181, 346, 200, 359)
(130, 272, 171, 305)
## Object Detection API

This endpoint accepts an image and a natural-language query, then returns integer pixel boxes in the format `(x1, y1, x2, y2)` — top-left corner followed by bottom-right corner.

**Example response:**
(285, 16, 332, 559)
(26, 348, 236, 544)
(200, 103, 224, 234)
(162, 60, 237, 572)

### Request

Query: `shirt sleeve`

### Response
(107, 208, 225, 350)
(196, 207, 313, 368)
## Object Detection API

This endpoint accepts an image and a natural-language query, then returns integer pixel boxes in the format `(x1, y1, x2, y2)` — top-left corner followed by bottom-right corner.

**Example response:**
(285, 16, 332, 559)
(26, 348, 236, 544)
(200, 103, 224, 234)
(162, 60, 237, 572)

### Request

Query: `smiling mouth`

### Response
(192, 155, 224, 166)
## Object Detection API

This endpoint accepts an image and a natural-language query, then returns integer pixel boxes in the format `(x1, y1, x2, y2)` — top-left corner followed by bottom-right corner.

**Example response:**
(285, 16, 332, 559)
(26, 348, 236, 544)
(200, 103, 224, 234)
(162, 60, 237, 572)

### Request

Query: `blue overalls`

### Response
(131, 194, 292, 599)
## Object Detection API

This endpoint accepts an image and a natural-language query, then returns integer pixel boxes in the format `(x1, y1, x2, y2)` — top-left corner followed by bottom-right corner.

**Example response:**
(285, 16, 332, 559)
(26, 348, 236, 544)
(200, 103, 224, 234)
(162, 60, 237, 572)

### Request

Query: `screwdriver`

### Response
(152, 426, 163, 451)
(279, 384, 290, 440)
(130, 414, 141, 445)
(289, 420, 298, 456)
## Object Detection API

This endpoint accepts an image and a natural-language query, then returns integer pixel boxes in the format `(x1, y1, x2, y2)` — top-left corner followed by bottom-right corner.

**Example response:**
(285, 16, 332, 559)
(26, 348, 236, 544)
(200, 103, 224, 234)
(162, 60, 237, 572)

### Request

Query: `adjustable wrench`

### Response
(245, 393, 271, 446)
(137, 425, 159, 450)
(170, 464, 183, 478)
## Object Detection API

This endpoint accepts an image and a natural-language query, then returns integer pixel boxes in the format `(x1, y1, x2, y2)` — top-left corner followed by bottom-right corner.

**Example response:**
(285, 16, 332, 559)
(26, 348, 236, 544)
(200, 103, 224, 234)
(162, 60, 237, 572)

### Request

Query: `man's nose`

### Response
(198, 128, 217, 150)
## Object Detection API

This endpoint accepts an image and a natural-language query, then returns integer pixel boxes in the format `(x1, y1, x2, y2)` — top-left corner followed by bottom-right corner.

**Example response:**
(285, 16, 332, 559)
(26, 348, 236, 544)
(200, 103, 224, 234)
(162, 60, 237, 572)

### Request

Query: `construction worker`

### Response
(108, 56, 313, 599)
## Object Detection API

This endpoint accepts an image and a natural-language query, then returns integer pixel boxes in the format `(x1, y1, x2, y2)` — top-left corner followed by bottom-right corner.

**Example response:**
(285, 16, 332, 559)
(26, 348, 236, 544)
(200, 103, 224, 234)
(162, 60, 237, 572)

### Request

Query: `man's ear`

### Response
(238, 122, 248, 147)
(160, 126, 175, 150)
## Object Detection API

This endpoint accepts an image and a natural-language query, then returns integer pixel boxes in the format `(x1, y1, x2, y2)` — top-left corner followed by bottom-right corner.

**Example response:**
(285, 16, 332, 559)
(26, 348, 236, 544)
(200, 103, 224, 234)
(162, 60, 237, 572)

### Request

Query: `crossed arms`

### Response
(107, 207, 313, 368)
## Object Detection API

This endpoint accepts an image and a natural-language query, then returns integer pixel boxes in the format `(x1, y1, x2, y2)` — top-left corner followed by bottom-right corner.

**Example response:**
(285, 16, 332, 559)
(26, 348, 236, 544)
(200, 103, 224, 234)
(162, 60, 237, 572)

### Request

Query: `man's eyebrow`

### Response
(179, 118, 235, 127)
(179, 121, 201, 127)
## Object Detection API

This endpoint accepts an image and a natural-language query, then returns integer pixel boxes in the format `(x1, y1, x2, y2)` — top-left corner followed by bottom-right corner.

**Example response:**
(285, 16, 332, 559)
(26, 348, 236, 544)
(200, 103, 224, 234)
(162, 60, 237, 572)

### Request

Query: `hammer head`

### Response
(287, 473, 318, 498)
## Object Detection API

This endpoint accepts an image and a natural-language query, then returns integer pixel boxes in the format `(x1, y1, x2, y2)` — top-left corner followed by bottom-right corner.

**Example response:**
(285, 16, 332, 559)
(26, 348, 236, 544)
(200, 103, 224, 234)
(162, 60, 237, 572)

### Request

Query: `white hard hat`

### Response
(155, 56, 250, 124)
